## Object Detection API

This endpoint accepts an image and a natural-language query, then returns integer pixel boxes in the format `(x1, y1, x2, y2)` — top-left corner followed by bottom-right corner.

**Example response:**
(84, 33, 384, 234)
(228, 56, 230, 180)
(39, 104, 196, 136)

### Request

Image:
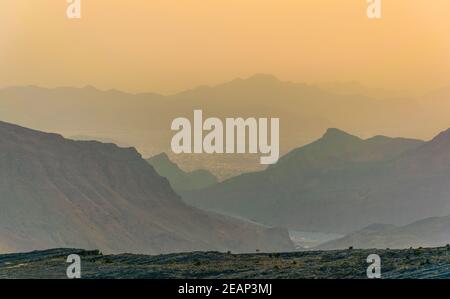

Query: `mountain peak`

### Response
(245, 73, 280, 83)
(430, 128, 450, 143)
(82, 85, 99, 91)
(322, 128, 360, 142)
(147, 152, 218, 193)
(249, 73, 278, 79)
(148, 152, 178, 169)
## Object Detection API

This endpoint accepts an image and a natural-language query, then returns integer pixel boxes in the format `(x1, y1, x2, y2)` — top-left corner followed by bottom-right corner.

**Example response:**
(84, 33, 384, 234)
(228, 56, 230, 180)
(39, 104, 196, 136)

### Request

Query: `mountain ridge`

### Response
(1, 75, 438, 178)
(0, 121, 293, 254)
(183, 128, 450, 234)
(317, 215, 450, 250)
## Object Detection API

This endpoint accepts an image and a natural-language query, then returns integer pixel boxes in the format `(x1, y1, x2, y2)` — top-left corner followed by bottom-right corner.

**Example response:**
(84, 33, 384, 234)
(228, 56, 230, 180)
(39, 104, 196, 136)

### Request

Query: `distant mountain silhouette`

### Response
(147, 153, 217, 193)
(0, 75, 435, 178)
(184, 129, 449, 234)
(316, 81, 409, 99)
(317, 216, 450, 250)
(0, 121, 293, 254)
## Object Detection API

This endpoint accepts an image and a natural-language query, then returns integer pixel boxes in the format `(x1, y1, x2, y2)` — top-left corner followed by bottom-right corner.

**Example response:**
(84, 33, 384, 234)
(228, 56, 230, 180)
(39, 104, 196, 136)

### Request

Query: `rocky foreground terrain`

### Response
(1, 247, 449, 279)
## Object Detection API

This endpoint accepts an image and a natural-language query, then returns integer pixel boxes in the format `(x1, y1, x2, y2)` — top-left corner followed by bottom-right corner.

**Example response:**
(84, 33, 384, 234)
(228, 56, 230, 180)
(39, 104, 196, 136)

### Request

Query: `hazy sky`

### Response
(1, 0, 450, 94)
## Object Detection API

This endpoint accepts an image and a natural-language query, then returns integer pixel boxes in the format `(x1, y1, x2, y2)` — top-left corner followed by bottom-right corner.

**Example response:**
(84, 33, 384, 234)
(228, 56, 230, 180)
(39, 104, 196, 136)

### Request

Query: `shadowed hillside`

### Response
(0, 121, 293, 254)
(183, 128, 450, 234)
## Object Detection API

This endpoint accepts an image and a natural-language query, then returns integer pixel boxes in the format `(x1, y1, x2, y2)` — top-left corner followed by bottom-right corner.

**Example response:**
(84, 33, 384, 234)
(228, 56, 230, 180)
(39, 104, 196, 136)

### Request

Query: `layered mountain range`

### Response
(0, 121, 293, 254)
(1, 74, 445, 178)
(147, 153, 217, 193)
(184, 128, 450, 234)
(318, 216, 450, 250)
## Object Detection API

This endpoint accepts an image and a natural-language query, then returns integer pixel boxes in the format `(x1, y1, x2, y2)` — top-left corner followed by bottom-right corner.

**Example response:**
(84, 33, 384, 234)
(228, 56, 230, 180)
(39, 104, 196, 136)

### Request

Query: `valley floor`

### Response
(0, 247, 449, 279)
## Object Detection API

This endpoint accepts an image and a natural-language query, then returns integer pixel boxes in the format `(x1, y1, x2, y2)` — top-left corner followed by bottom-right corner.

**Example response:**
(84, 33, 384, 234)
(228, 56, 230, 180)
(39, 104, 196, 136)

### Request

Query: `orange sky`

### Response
(1, 0, 450, 94)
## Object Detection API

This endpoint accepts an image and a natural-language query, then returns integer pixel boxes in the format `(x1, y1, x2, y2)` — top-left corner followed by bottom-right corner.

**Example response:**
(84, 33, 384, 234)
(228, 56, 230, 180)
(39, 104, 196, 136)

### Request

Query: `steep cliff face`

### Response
(0, 121, 293, 254)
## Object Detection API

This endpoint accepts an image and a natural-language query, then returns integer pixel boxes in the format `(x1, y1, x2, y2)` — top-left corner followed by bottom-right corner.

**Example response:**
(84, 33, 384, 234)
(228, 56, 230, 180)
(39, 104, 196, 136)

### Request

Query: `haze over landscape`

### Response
(1, 0, 450, 94)
(1, 0, 450, 264)
(1, 75, 450, 178)
(2, 0, 450, 178)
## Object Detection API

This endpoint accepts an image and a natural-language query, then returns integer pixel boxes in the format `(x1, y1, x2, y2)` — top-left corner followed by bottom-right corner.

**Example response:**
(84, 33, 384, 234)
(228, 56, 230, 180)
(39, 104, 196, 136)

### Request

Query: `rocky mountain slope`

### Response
(0, 121, 293, 254)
